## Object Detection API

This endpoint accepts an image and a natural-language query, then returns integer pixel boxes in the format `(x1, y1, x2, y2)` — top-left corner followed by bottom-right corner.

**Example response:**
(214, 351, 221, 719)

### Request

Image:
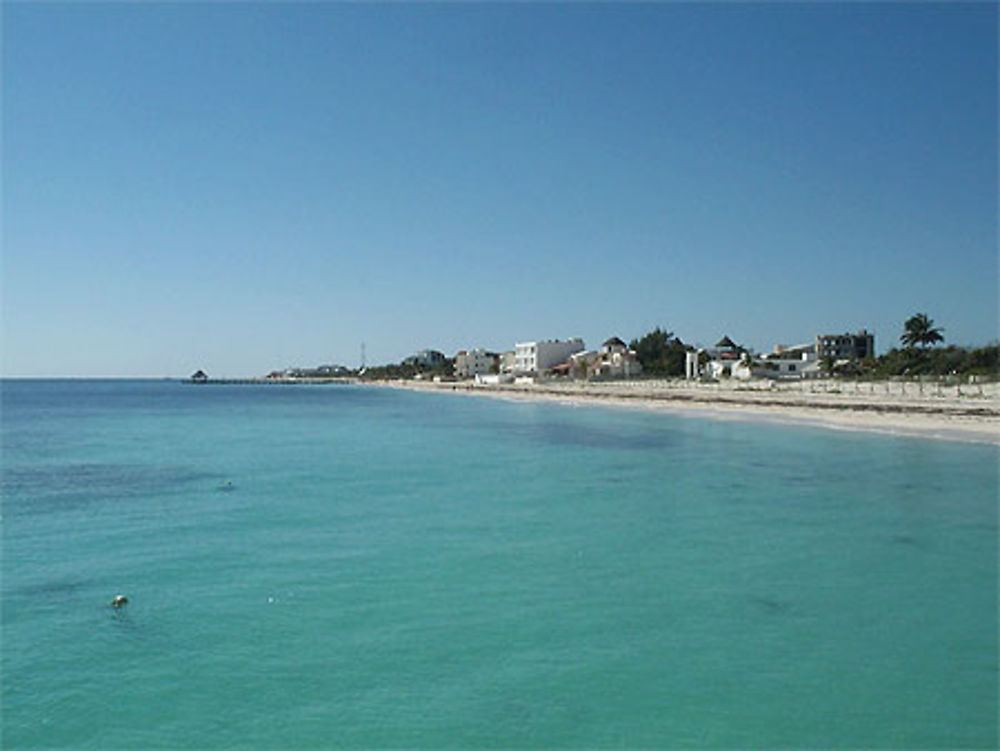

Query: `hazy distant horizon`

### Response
(4, 325, 999, 382)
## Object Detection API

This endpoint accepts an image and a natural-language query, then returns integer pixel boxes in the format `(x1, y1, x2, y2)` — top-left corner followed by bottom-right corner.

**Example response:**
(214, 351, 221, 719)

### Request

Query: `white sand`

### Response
(371, 378, 1000, 446)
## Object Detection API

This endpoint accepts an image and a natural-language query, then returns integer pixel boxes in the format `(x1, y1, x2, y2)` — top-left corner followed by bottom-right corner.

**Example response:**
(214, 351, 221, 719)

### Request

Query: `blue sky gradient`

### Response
(3, 3, 996, 376)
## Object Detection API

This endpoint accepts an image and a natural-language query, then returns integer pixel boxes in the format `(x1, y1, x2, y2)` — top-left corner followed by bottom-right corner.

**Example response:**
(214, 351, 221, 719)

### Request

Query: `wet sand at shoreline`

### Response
(372, 378, 1000, 446)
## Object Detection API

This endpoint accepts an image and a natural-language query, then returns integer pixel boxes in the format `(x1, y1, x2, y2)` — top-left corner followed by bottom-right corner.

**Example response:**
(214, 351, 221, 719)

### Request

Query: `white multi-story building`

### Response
(454, 348, 497, 379)
(514, 338, 585, 375)
(686, 335, 749, 380)
(758, 342, 819, 378)
(757, 351, 819, 378)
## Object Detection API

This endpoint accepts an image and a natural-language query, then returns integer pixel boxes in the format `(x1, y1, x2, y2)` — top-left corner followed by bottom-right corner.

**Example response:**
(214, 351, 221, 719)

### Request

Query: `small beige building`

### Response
(454, 348, 498, 379)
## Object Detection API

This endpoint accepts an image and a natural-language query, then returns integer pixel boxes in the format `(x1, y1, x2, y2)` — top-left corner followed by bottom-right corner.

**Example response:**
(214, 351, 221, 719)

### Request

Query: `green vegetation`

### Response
(358, 363, 419, 380)
(900, 313, 945, 349)
(820, 355, 837, 376)
(869, 344, 998, 378)
(628, 328, 690, 376)
(862, 313, 992, 377)
(359, 359, 454, 380)
(344, 312, 996, 383)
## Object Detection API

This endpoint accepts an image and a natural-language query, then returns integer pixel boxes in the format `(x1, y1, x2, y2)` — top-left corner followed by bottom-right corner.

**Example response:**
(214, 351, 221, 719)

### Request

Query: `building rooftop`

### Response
(715, 335, 738, 349)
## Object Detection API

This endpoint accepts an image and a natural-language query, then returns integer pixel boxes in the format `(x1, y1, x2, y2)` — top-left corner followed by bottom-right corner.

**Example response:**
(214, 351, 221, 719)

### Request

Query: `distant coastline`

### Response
(371, 378, 1000, 446)
(169, 372, 1000, 444)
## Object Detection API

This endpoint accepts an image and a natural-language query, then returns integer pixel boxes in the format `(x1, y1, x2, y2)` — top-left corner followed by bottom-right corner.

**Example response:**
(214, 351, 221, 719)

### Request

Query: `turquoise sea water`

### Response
(2, 379, 997, 749)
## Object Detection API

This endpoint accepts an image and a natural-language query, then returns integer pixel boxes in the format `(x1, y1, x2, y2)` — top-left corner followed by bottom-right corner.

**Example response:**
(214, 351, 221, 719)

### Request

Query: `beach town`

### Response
(192, 317, 1000, 445)
(7, 3, 997, 747)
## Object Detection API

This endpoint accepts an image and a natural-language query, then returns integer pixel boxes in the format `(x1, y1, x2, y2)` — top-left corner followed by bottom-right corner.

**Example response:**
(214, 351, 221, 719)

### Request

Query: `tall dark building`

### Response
(815, 330, 875, 360)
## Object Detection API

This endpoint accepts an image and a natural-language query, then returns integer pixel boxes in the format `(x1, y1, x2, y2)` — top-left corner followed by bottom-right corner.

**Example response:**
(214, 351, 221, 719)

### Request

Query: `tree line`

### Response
(628, 313, 996, 379)
(857, 313, 995, 378)
(356, 313, 995, 380)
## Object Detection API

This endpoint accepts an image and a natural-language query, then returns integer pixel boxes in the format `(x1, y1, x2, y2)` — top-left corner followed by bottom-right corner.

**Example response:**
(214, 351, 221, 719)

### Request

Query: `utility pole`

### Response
(360, 342, 366, 371)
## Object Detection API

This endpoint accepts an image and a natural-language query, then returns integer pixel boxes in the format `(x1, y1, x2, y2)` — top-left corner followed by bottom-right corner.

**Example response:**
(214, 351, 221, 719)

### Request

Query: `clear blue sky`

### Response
(3, 2, 996, 377)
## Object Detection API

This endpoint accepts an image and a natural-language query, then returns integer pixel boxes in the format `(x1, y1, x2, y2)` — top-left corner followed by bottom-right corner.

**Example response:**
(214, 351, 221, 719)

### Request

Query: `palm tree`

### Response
(900, 313, 945, 349)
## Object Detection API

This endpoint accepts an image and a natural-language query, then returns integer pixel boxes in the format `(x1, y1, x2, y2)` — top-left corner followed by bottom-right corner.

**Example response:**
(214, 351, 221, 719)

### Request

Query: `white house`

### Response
(686, 338, 821, 380)
(705, 359, 753, 380)
(514, 338, 585, 375)
(454, 349, 497, 379)
(589, 337, 642, 379)
(709, 335, 749, 379)
(686, 335, 752, 380)
(758, 343, 820, 379)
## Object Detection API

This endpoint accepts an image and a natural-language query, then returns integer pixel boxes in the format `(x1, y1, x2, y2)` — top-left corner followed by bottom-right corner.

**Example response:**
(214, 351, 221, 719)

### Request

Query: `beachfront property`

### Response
(497, 351, 516, 374)
(568, 337, 642, 379)
(816, 330, 875, 360)
(568, 349, 600, 377)
(268, 364, 352, 379)
(757, 343, 820, 378)
(684, 350, 764, 380)
(514, 338, 585, 375)
(454, 348, 498, 379)
(685, 330, 873, 380)
(403, 349, 448, 368)
(702, 335, 751, 380)
(595, 337, 642, 378)
(315, 364, 352, 377)
(685, 335, 798, 380)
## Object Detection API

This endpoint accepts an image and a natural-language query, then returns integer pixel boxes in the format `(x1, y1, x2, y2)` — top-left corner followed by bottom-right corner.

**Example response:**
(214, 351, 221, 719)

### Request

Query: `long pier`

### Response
(187, 378, 357, 386)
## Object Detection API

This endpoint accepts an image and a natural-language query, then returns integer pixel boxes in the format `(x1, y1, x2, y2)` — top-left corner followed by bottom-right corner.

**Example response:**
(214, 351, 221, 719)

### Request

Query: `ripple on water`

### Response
(1, 463, 218, 517)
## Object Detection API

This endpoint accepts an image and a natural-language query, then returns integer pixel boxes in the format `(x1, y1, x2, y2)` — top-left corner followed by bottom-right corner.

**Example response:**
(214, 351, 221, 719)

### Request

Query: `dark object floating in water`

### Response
(111, 594, 129, 608)
(750, 596, 787, 613)
(219, 481, 235, 491)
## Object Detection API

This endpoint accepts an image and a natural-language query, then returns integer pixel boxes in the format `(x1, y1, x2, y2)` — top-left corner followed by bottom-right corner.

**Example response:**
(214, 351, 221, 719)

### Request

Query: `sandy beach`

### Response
(372, 378, 1000, 445)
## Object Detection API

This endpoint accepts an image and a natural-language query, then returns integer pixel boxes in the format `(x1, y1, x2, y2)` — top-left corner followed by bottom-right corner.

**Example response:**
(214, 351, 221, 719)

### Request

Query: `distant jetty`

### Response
(187, 378, 356, 385)
(186, 373, 355, 386)
(187, 377, 269, 385)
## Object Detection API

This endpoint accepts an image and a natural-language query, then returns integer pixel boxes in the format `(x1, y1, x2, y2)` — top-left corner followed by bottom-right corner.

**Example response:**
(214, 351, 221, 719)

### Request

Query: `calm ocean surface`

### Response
(2, 379, 996, 748)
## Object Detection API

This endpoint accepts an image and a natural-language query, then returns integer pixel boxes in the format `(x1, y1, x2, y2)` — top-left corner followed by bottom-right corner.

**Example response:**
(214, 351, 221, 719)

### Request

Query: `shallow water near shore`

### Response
(2, 380, 997, 748)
